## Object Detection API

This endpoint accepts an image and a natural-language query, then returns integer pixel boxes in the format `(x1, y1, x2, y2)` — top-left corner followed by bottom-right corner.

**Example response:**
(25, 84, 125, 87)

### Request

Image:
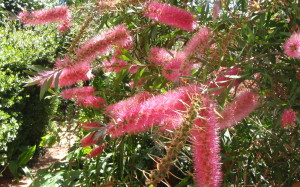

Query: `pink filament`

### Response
(61, 86, 95, 100)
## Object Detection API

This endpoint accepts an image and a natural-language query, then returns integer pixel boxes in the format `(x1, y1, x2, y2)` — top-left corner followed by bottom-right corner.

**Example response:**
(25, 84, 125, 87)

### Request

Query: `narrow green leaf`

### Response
(40, 76, 53, 100)
(17, 145, 36, 167)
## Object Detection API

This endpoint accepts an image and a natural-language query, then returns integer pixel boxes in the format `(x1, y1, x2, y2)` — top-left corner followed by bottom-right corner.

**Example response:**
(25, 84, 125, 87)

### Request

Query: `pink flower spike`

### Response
(18, 6, 69, 25)
(162, 58, 182, 81)
(61, 86, 96, 100)
(148, 47, 175, 65)
(218, 89, 259, 130)
(102, 56, 129, 72)
(81, 122, 102, 130)
(283, 32, 300, 58)
(281, 109, 297, 128)
(75, 25, 133, 64)
(144, 1, 197, 31)
(58, 18, 71, 33)
(213, 1, 222, 21)
(89, 145, 105, 158)
(76, 96, 106, 109)
(183, 27, 211, 58)
(192, 97, 222, 187)
(58, 61, 93, 87)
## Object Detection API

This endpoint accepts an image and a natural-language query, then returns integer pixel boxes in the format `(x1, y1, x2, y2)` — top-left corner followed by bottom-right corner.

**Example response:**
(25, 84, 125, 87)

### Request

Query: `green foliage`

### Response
(10, 0, 300, 186)
(0, 14, 61, 177)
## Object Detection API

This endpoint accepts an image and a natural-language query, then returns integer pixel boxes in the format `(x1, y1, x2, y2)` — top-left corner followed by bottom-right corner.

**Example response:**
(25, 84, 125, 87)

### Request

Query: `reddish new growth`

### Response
(283, 31, 300, 58)
(81, 132, 102, 147)
(208, 67, 242, 95)
(281, 109, 297, 128)
(81, 122, 102, 130)
(61, 86, 95, 99)
(218, 89, 259, 130)
(89, 145, 105, 158)
(192, 97, 222, 187)
(144, 1, 196, 31)
(75, 24, 133, 64)
(18, 6, 69, 24)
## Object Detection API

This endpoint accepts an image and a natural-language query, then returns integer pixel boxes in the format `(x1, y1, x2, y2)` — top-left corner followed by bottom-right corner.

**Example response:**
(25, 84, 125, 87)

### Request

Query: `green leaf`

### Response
(8, 160, 19, 178)
(40, 76, 53, 100)
(21, 166, 33, 180)
(17, 145, 36, 167)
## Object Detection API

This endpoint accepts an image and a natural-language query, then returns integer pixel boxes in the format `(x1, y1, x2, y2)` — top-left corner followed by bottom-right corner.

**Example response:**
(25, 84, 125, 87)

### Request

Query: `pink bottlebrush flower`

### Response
(213, 1, 222, 21)
(81, 122, 102, 130)
(18, 6, 69, 25)
(208, 67, 242, 95)
(148, 47, 175, 65)
(106, 91, 152, 120)
(75, 25, 133, 64)
(162, 58, 182, 81)
(58, 61, 93, 87)
(283, 32, 300, 58)
(89, 145, 105, 158)
(192, 97, 222, 187)
(281, 109, 297, 128)
(54, 57, 72, 68)
(128, 78, 146, 88)
(218, 89, 259, 130)
(76, 96, 106, 109)
(81, 133, 101, 147)
(58, 17, 71, 33)
(61, 86, 95, 100)
(102, 57, 129, 72)
(183, 27, 211, 58)
(107, 85, 202, 138)
(144, 1, 197, 31)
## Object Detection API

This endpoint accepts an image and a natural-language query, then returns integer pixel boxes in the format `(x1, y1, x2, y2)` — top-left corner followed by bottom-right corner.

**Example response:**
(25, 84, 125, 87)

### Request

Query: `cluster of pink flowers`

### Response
(281, 109, 297, 128)
(144, 1, 197, 31)
(18, 6, 71, 33)
(213, 1, 222, 21)
(148, 28, 211, 81)
(106, 85, 201, 138)
(61, 86, 106, 109)
(283, 31, 300, 58)
(192, 97, 222, 187)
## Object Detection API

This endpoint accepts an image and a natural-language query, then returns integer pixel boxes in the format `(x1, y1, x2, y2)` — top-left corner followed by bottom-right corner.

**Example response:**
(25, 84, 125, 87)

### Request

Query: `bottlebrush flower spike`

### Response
(162, 58, 182, 81)
(218, 89, 259, 130)
(281, 109, 297, 128)
(61, 86, 95, 99)
(57, 15, 71, 33)
(75, 24, 133, 64)
(107, 85, 202, 138)
(283, 31, 300, 58)
(192, 97, 222, 187)
(213, 1, 222, 21)
(18, 6, 69, 25)
(183, 27, 211, 58)
(76, 96, 106, 109)
(106, 91, 152, 119)
(58, 61, 93, 87)
(148, 47, 175, 65)
(144, 1, 197, 31)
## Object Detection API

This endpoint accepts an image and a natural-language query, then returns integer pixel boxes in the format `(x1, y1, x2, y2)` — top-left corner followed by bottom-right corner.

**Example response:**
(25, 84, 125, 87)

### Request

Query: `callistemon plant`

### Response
(22, 1, 263, 186)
